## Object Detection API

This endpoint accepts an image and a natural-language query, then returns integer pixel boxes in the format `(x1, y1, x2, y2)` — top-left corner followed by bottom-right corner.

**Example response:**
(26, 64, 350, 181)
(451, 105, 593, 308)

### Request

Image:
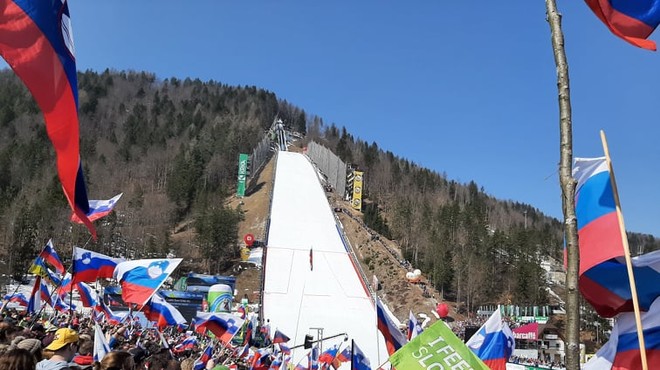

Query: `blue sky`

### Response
(7, 1, 660, 236)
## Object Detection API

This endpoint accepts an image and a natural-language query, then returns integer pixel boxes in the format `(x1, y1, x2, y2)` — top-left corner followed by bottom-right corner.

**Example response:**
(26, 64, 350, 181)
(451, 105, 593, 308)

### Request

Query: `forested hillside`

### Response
(0, 69, 658, 309)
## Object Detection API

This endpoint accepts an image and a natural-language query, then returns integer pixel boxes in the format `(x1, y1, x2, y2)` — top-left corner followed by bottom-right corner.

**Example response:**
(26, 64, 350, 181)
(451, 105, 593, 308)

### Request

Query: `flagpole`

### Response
(351, 339, 355, 370)
(374, 275, 381, 367)
(30, 261, 74, 329)
(69, 243, 76, 320)
(600, 130, 648, 370)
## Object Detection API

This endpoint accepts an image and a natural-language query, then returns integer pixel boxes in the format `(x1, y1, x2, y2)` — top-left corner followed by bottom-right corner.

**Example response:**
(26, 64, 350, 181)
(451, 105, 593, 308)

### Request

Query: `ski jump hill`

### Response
(262, 151, 389, 366)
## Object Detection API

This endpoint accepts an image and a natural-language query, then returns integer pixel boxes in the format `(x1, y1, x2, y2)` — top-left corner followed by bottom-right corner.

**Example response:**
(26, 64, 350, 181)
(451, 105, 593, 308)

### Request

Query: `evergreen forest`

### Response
(0, 69, 658, 310)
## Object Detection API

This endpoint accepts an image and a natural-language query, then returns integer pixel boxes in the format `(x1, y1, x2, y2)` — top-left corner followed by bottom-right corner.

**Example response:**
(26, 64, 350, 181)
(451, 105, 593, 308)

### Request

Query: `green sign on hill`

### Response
(237, 153, 248, 197)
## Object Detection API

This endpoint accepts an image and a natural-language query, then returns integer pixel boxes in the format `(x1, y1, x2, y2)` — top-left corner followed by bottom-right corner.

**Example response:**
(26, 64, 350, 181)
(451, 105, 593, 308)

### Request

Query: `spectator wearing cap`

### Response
(35, 328, 78, 370)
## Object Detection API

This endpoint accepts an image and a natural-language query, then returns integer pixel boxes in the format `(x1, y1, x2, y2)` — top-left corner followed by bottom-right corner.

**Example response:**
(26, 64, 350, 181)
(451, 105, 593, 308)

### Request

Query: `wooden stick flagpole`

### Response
(374, 275, 381, 367)
(600, 130, 648, 370)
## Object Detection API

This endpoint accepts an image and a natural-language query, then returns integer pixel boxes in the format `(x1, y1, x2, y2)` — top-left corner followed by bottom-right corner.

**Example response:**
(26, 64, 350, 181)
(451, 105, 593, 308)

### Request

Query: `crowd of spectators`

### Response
(0, 307, 273, 370)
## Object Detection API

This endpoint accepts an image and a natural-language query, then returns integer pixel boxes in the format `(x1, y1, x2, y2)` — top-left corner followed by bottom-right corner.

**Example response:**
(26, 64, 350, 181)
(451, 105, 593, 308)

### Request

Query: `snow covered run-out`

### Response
(263, 151, 388, 367)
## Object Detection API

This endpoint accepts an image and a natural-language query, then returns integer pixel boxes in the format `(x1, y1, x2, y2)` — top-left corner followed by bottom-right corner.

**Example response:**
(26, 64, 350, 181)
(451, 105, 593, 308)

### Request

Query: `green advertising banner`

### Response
(237, 153, 248, 197)
(390, 320, 489, 370)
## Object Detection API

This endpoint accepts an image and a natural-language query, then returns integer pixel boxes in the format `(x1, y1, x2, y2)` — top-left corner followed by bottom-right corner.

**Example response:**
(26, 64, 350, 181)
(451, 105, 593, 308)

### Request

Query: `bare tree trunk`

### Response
(545, 1, 580, 369)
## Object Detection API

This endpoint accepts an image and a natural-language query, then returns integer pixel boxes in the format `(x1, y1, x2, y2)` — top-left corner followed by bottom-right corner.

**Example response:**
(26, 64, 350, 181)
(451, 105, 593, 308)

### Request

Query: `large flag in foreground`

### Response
(584, 0, 660, 50)
(193, 312, 245, 344)
(114, 258, 182, 306)
(72, 247, 124, 284)
(585, 297, 660, 369)
(466, 309, 515, 370)
(0, 0, 97, 236)
(390, 320, 488, 370)
(376, 297, 408, 355)
(573, 157, 660, 317)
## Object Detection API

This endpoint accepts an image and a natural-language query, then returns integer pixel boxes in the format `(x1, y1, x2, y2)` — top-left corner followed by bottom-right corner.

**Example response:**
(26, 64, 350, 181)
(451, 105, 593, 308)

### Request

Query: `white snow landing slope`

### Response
(263, 151, 388, 367)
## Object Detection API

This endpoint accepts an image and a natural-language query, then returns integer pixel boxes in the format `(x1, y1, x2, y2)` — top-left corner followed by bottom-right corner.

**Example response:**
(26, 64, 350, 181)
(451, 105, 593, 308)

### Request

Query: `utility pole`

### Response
(545, 1, 580, 369)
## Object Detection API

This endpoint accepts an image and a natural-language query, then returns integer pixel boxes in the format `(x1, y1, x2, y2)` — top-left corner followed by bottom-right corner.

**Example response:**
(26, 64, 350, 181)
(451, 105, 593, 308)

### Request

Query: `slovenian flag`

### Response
(585, 0, 660, 50)
(4, 293, 29, 307)
(53, 296, 74, 313)
(585, 297, 660, 369)
(93, 321, 110, 362)
(466, 308, 515, 370)
(573, 157, 660, 317)
(71, 193, 123, 223)
(193, 312, 245, 344)
(272, 329, 290, 344)
(29, 239, 65, 275)
(72, 247, 124, 284)
(58, 273, 73, 294)
(193, 344, 214, 370)
(376, 297, 407, 355)
(408, 310, 423, 340)
(39, 279, 53, 307)
(351, 340, 371, 370)
(27, 276, 41, 314)
(114, 258, 182, 306)
(333, 346, 351, 369)
(318, 345, 338, 366)
(174, 336, 198, 353)
(75, 281, 97, 308)
(94, 299, 123, 325)
(143, 294, 186, 329)
(0, 0, 99, 237)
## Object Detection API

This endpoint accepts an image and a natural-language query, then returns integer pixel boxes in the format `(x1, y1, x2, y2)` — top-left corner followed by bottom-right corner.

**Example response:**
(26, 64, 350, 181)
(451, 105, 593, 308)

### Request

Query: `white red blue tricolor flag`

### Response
(93, 321, 110, 362)
(407, 310, 423, 340)
(114, 258, 182, 306)
(376, 297, 407, 355)
(72, 247, 124, 284)
(71, 193, 123, 224)
(0, 0, 100, 237)
(193, 312, 245, 344)
(585, 297, 660, 369)
(193, 344, 214, 370)
(466, 308, 515, 370)
(573, 157, 660, 317)
(143, 294, 187, 329)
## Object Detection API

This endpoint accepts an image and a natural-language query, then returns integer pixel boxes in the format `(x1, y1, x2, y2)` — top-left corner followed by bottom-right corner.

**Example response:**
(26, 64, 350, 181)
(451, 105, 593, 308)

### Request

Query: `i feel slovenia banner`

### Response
(390, 320, 488, 370)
